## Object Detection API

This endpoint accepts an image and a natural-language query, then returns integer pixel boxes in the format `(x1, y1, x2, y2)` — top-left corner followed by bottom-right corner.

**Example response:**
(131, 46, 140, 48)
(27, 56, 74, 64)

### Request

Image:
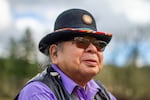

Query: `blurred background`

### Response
(0, 0, 150, 100)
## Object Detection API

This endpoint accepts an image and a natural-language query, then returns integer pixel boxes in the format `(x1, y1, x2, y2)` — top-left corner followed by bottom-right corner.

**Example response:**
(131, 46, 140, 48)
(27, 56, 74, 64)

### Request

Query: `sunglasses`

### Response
(73, 37, 107, 52)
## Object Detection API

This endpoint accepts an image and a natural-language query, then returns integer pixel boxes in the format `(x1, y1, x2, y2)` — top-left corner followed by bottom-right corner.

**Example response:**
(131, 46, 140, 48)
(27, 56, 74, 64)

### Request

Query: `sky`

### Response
(0, 0, 150, 66)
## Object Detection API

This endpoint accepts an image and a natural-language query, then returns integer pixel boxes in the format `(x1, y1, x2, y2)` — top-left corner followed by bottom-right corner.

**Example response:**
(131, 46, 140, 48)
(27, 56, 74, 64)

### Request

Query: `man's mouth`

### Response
(83, 59, 98, 66)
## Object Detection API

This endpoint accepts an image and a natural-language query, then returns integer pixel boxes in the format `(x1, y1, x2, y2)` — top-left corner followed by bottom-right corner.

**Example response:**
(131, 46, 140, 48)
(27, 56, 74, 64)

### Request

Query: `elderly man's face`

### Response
(50, 37, 104, 85)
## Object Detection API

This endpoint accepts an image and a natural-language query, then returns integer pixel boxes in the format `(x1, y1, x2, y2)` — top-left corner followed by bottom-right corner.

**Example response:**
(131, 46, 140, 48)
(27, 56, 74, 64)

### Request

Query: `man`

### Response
(15, 8, 116, 100)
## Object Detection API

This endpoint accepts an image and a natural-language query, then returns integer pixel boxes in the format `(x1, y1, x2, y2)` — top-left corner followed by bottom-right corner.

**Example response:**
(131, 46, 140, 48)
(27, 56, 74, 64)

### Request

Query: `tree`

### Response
(20, 28, 37, 63)
(9, 37, 19, 59)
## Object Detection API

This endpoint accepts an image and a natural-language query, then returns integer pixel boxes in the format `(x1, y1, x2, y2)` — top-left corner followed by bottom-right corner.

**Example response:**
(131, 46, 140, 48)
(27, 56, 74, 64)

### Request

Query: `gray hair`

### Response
(45, 42, 64, 65)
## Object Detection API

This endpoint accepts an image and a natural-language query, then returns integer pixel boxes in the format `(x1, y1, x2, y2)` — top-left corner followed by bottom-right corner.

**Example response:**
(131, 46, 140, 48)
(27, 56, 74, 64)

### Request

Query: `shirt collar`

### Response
(85, 80, 100, 98)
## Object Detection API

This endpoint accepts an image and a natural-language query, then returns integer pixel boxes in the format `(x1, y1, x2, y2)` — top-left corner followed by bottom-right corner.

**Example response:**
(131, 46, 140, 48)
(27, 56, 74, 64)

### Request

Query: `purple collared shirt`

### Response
(18, 64, 116, 100)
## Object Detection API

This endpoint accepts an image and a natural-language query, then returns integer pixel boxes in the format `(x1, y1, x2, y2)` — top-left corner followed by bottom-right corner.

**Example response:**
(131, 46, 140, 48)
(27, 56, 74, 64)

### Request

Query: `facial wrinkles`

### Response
(64, 42, 86, 76)
(60, 42, 80, 71)
(60, 41, 102, 76)
(85, 44, 102, 63)
(71, 41, 103, 71)
(62, 41, 103, 84)
(82, 45, 103, 71)
(98, 52, 103, 68)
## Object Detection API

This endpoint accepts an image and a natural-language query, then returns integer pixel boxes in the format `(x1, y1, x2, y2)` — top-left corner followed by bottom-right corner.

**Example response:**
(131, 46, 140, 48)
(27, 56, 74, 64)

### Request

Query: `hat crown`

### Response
(54, 9, 97, 31)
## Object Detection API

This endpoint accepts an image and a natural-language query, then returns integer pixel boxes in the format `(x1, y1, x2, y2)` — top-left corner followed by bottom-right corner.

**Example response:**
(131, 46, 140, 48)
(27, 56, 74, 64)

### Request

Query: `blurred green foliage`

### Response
(0, 28, 150, 100)
(95, 64, 150, 100)
(0, 57, 38, 98)
(0, 28, 39, 99)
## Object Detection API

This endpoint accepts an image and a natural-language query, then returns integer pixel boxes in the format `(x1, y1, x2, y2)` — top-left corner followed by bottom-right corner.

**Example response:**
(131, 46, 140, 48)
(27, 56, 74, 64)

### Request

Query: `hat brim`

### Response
(39, 30, 112, 55)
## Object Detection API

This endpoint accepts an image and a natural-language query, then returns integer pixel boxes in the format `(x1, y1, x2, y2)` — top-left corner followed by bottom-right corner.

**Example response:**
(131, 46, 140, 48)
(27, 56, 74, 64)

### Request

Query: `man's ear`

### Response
(49, 44, 58, 63)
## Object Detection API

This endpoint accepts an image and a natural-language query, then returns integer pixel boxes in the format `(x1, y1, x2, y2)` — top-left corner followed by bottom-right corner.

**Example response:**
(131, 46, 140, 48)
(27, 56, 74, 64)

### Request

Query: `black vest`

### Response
(14, 66, 111, 100)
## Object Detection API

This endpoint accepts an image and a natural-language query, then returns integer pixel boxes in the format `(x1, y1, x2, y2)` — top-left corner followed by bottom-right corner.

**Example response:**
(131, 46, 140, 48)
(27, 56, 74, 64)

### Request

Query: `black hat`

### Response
(39, 8, 112, 55)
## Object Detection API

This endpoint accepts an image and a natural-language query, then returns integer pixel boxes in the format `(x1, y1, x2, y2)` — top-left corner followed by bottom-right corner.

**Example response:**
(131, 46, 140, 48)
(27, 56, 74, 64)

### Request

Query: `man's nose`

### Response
(85, 43, 98, 53)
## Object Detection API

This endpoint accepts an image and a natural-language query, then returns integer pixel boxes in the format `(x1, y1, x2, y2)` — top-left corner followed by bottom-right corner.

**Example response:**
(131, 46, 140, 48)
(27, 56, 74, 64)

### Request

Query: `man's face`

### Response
(50, 36, 104, 84)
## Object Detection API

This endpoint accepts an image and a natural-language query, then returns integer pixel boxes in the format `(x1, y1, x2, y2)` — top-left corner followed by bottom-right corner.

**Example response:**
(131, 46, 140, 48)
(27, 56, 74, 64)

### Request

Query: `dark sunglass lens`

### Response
(93, 41, 107, 51)
(74, 37, 107, 52)
(74, 37, 90, 49)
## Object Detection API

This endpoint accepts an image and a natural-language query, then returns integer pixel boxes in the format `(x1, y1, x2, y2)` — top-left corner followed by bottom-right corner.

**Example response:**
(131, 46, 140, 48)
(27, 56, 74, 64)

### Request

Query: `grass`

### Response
(0, 97, 11, 100)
